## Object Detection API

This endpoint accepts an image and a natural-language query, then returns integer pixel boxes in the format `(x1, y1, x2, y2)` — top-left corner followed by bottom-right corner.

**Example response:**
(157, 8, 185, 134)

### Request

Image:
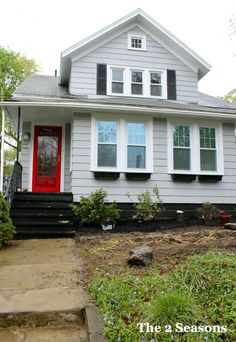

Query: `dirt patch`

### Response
(75, 226, 236, 286)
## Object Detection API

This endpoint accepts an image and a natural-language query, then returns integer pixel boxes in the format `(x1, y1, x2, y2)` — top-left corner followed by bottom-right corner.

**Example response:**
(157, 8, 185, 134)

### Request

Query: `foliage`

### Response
(131, 185, 163, 222)
(70, 188, 120, 225)
(222, 88, 236, 104)
(89, 251, 236, 341)
(0, 193, 15, 246)
(0, 46, 39, 141)
(197, 202, 220, 223)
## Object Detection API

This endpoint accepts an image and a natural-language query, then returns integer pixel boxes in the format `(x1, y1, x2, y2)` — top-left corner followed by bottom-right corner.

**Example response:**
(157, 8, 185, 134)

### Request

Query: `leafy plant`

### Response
(89, 252, 236, 341)
(197, 202, 220, 223)
(70, 188, 120, 225)
(131, 185, 163, 222)
(0, 193, 16, 247)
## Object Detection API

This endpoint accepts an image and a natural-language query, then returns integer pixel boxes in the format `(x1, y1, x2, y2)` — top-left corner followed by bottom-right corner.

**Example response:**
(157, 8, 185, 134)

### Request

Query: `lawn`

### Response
(75, 226, 236, 341)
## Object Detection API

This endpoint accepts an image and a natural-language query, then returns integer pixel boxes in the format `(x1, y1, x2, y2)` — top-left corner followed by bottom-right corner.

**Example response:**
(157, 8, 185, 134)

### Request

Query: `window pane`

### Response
(200, 127, 216, 149)
(128, 146, 146, 168)
(131, 38, 142, 49)
(173, 125, 190, 147)
(131, 83, 143, 95)
(151, 85, 162, 96)
(98, 121, 116, 143)
(98, 145, 117, 167)
(173, 148, 190, 170)
(112, 69, 123, 82)
(150, 72, 161, 84)
(128, 122, 146, 145)
(132, 72, 142, 83)
(200, 150, 216, 171)
(112, 82, 123, 94)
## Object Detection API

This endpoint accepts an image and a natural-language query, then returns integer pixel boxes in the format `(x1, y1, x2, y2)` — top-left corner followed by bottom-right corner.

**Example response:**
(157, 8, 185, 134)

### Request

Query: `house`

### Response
(1, 9, 236, 234)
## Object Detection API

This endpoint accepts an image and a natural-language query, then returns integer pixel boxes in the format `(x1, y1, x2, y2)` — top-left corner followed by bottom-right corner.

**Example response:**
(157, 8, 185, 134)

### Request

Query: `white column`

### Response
(0, 108, 5, 193)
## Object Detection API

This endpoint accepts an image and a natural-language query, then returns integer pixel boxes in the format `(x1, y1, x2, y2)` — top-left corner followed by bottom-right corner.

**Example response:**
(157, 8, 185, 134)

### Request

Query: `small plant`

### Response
(197, 202, 220, 223)
(70, 188, 120, 225)
(131, 185, 163, 222)
(0, 193, 16, 247)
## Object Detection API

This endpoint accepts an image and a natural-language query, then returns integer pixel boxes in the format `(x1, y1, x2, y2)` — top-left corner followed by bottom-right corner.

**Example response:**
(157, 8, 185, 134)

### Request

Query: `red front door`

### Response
(32, 126, 62, 192)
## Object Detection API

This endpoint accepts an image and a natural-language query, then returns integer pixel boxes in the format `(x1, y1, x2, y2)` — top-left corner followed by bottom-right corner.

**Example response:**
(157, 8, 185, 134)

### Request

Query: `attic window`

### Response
(128, 34, 146, 50)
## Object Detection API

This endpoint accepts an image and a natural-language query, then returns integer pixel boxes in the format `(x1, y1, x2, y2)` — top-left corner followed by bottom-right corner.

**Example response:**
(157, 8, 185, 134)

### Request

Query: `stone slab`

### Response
(0, 287, 89, 314)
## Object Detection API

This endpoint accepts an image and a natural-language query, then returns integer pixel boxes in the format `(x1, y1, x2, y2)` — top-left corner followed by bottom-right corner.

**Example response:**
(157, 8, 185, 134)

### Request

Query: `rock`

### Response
(224, 223, 236, 230)
(128, 245, 153, 266)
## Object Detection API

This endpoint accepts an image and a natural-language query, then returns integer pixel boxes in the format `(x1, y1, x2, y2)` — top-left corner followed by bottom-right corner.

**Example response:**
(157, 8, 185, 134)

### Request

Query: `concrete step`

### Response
(0, 326, 88, 342)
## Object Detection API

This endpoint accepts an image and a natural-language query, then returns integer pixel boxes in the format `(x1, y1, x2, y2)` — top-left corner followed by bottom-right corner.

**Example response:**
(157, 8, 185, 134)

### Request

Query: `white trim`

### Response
(91, 113, 153, 173)
(167, 118, 224, 175)
(127, 33, 146, 51)
(29, 122, 65, 192)
(3, 101, 236, 120)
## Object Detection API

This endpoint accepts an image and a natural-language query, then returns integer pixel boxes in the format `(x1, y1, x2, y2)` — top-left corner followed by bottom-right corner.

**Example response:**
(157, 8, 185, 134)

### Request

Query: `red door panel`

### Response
(32, 126, 62, 192)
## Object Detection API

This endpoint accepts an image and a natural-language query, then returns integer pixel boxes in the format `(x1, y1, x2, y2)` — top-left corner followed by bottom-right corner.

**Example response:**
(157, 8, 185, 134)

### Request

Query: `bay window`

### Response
(168, 121, 223, 175)
(92, 116, 153, 173)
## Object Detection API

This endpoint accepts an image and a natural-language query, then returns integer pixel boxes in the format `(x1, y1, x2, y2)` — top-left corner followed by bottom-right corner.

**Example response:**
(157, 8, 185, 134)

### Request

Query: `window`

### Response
(131, 71, 143, 95)
(107, 66, 167, 98)
(91, 116, 153, 172)
(200, 127, 216, 171)
(97, 120, 117, 167)
(128, 34, 146, 50)
(127, 122, 146, 168)
(173, 125, 191, 170)
(111, 69, 124, 94)
(150, 72, 162, 96)
(168, 121, 223, 175)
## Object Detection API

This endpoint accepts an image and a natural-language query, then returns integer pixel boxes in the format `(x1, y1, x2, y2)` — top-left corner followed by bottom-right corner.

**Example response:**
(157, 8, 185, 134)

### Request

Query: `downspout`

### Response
(0, 108, 5, 193)
(16, 107, 21, 162)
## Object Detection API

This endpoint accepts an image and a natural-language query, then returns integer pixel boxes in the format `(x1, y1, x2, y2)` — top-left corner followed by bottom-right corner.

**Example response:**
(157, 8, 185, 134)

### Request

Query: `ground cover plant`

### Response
(89, 252, 236, 341)
(0, 193, 15, 247)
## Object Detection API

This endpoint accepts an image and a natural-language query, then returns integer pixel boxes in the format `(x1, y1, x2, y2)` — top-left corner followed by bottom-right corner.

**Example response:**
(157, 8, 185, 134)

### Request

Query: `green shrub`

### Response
(132, 185, 163, 222)
(70, 188, 120, 225)
(0, 193, 15, 247)
(197, 202, 220, 223)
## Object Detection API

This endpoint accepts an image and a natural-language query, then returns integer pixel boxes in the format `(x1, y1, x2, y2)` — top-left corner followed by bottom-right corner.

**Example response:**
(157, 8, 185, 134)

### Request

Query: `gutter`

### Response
(1, 100, 236, 120)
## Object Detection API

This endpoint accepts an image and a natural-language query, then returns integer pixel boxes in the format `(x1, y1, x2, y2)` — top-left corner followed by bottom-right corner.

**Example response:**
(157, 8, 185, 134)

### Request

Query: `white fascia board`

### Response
(1, 101, 236, 120)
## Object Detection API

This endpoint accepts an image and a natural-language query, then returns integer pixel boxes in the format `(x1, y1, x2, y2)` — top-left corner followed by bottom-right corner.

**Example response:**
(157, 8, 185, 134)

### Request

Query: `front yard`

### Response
(75, 226, 236, 341)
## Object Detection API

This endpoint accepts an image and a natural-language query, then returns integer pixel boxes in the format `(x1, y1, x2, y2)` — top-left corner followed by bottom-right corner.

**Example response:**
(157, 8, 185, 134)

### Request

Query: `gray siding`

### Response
(71, 114, 236, 204)
(64, 123, 71, 192)
(21, 122, 32, 190)
(70, 26, 198, 103)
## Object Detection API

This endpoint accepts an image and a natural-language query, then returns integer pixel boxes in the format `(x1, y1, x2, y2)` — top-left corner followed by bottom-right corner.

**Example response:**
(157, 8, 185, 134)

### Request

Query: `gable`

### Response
(70, 26, 198, 103)
(60, 9, 210, 86)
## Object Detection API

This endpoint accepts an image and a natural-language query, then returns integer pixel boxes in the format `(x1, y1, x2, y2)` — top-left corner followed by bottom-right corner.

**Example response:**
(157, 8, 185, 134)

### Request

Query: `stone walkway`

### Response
(0, 238, 89, 342)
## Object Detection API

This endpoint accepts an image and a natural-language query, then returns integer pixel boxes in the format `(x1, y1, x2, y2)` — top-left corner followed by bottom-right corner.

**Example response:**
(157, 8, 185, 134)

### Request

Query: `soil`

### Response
(75, 225, 236, 286)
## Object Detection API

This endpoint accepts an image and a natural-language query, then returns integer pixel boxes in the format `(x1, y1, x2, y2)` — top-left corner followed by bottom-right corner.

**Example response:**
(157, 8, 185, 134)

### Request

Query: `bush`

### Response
(132, 185, 163, 222)
(197, 202, 220, 223)
(70, 188, 120, 225)
(0, 193, 15, 247)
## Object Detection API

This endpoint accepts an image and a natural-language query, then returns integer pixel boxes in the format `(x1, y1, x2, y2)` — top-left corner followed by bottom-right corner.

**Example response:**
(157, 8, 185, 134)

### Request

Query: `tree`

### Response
(222, 88, 236, 104)
(0, 46, 39, 140)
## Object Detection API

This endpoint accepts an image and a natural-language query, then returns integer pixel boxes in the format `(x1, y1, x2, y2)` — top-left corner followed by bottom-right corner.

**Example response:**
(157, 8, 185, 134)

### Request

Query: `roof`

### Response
(14, 75, 68, 98)
(60, 8, 211, 86)
(11, 75, 236, 117)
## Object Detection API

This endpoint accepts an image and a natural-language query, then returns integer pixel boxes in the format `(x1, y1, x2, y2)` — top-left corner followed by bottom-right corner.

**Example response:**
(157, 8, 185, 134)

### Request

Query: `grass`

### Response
(89, 251, 236, 342)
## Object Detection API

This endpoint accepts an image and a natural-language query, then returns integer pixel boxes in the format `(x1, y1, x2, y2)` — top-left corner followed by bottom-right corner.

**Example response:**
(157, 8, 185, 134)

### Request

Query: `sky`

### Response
(0, 0, 235, 97)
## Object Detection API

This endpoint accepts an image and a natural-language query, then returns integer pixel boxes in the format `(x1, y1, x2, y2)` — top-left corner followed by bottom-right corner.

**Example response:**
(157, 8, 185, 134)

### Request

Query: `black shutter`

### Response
(167, 70, 176, 100)
(97, 64, 107, 95)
